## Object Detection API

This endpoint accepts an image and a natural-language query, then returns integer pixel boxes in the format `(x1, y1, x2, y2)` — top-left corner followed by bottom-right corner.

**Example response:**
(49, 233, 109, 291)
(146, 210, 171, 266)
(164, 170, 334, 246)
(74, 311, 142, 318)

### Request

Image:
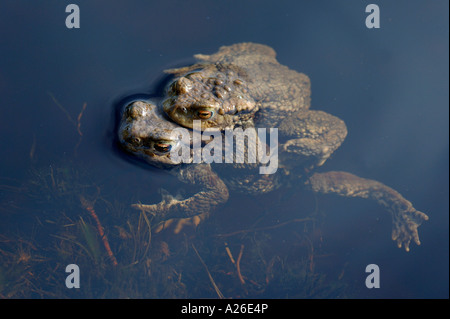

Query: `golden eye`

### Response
(154, 142, 172, 153)
(197, 110, 213, 119)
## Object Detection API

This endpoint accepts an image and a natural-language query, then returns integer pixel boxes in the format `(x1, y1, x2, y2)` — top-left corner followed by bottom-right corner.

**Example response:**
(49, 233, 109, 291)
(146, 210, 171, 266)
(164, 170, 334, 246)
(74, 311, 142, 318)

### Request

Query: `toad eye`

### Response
(197, 110, 214, 120)
(154, 142, 173, 153)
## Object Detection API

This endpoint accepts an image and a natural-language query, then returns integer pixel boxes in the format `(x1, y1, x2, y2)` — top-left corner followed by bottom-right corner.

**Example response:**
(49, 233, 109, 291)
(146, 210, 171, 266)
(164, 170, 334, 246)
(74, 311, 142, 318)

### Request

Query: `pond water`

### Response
(0, 0, 448, 299)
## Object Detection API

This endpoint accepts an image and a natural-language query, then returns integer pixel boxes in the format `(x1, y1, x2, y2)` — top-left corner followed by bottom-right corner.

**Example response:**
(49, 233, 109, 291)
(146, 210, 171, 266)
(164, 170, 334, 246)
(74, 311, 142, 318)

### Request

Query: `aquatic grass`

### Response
(0, 157, 351, 298)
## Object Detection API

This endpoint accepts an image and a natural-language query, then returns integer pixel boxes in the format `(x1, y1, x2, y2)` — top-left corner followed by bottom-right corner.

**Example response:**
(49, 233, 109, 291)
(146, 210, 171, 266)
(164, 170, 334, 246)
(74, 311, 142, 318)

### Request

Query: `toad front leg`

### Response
(305, 171, 429, 251)
(133, 164, 229, 233)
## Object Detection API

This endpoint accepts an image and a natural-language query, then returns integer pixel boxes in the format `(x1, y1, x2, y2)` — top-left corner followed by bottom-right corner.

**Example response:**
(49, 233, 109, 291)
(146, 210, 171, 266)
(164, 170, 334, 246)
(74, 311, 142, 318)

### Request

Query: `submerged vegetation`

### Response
(0, 161, 349, 298)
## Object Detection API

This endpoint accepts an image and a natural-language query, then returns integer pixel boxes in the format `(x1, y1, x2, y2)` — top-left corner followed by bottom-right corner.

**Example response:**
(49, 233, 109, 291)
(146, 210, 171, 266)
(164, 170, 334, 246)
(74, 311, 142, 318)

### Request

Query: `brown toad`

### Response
(163, 43, 347, 169)
(118, 100, 429, 251)
(163, 42, 311, 131)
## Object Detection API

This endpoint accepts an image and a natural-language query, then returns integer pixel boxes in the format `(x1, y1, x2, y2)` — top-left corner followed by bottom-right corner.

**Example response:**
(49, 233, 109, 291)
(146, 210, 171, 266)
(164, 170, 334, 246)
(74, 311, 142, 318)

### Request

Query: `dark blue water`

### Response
(0, 0, 448, 299)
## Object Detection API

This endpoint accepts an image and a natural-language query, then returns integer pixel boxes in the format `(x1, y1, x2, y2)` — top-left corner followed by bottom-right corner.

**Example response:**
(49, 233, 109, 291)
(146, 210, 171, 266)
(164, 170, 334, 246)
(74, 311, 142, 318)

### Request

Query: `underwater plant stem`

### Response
(47, 92, 76, 126)
(215, 218, 314, 238)
(48, 92, 86, 155)
(224, 242, 236, 264)
(192, 243, 224, 299)
(236, 244, 245, 285)
(79, 195, 118, 266)
(74, 102, 87, 155)
(76, 103, 87, 137)
(224, 242, 245, 285)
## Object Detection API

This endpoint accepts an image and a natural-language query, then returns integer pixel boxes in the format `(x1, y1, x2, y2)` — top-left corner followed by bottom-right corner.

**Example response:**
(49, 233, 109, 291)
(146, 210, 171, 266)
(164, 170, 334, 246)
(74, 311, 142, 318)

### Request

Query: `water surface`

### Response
(0, 0, 448, 298)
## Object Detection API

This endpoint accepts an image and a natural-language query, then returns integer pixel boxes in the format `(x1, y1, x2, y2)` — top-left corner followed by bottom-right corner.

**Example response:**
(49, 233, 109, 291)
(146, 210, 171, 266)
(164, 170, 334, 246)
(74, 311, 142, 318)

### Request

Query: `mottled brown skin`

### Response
(163, 66, 257, 131)
(163, 43, 348, 170)
(163, 43, 311, 130)
(118, 100, 429, 251)
(119, 100, 186, 168)
(118, 101, 229, 231)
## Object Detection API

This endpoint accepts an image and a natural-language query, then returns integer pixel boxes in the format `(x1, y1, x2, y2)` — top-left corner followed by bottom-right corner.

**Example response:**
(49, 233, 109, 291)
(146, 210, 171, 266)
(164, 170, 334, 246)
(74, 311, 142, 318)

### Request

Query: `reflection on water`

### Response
(0, 1, 448, 299)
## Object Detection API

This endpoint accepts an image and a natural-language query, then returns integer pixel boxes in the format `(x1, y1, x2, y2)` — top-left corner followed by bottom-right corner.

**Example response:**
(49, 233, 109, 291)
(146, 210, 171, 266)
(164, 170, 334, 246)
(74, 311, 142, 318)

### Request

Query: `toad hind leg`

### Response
(278, 110, 348, 169)
(305, 171, 429, 252)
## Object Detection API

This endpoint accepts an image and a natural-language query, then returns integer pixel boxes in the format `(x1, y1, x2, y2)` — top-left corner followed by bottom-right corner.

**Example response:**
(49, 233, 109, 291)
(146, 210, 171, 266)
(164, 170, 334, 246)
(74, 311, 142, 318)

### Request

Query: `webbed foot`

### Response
(153, 213, 209, 234)
(131, 189, 181, 216)
(391, 205, 429, 252)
